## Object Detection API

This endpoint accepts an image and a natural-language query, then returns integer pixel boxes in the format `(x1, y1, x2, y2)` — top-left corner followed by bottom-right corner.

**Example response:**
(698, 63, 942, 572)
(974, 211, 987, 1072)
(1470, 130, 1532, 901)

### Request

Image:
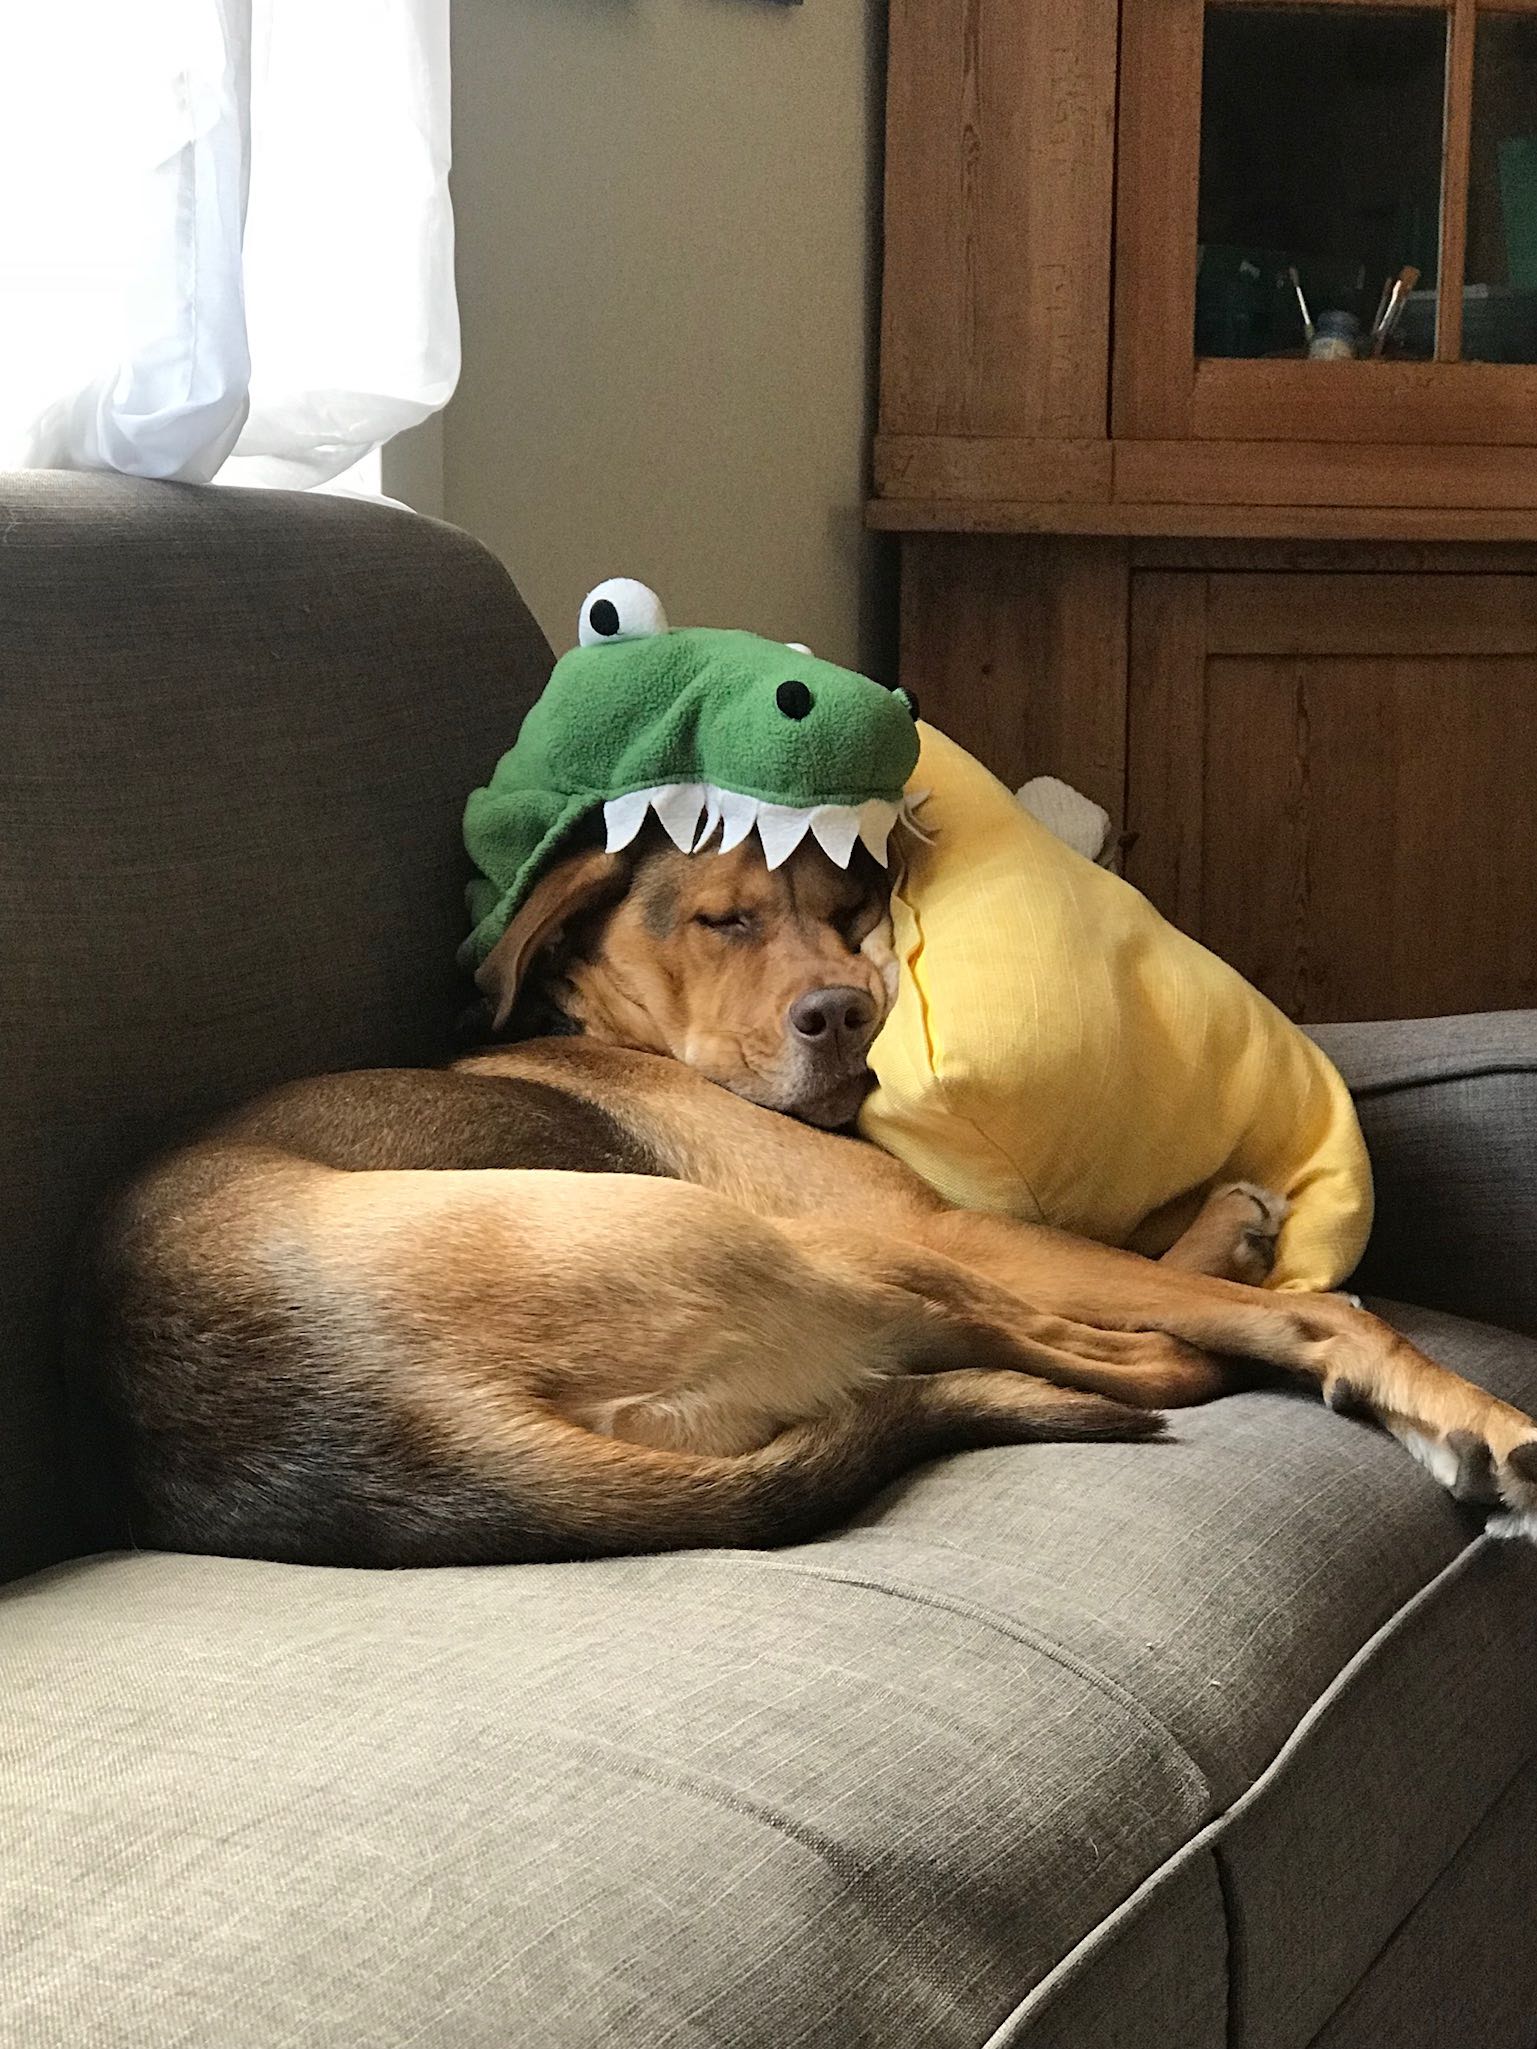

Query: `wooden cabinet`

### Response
(876, 0, 1537, 1020)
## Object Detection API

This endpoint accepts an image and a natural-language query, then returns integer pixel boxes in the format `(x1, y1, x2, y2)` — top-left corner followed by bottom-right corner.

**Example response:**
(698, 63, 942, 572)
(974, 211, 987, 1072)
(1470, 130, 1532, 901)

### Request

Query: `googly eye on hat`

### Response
(578, 578, 669, 647)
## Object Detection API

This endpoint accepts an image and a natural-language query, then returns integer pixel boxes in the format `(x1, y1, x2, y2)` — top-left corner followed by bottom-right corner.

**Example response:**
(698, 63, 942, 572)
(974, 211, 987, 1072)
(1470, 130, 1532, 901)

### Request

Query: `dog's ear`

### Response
(476, 846, 631, 1030)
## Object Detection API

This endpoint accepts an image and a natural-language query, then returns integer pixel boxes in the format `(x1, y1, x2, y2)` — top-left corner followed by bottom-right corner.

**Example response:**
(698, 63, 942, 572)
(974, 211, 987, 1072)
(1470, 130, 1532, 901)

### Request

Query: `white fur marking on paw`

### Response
(1398, 1428, 1463, 1491)
(1485, 1509, 1537, 1544)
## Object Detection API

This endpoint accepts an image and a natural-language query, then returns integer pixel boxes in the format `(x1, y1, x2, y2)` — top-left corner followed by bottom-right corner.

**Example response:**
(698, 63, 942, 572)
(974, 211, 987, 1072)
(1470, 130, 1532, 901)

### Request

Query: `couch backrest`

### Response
(0, 474, 552, 1581)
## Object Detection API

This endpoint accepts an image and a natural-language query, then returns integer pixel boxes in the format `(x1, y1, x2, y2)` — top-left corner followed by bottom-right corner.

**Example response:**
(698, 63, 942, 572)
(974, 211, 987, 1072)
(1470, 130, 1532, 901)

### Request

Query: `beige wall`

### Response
(443, 0, 888, 672)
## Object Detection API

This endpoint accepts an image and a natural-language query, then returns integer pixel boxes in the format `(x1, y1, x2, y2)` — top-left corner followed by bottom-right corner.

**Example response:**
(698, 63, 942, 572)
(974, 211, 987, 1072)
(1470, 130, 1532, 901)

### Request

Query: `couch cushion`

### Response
(0, 474, 552, 1582)
(5, 1558, 1215, 2049)
(5, 1303, 1536, 2049)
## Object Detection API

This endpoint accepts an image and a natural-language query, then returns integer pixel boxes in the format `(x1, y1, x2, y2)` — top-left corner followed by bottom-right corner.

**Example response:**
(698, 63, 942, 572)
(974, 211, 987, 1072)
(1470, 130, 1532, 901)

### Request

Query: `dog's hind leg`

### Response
(781, 1218, 1230, 1408)
(301, 1168, 1159, 1561)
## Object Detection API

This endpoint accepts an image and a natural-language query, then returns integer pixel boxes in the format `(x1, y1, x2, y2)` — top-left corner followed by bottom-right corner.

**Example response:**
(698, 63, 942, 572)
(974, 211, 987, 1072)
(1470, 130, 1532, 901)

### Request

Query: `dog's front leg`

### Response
(906, 1208, 1537, 1535)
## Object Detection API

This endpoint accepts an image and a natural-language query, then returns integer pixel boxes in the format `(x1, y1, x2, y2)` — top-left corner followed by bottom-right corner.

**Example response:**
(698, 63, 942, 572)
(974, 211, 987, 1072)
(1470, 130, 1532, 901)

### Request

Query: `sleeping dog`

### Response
(81, 824, 1537, 1564)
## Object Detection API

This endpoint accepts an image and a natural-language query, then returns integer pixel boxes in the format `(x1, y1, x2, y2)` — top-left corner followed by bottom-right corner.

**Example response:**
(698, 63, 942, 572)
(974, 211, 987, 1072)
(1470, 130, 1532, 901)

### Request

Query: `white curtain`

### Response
(0, 0, 457, 489)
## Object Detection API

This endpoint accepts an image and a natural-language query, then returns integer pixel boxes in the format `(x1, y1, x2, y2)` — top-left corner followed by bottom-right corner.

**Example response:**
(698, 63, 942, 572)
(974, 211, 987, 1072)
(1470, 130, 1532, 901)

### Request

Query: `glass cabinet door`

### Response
(1465, 11, 1537, 359)
(1198, 8, 1446, 364)
(1114, 0, 1537, 445)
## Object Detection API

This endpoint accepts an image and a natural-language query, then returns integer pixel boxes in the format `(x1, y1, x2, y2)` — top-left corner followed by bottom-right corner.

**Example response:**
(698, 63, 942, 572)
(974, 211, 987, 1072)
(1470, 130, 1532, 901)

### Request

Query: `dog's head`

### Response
(475, 826, 898, 1127)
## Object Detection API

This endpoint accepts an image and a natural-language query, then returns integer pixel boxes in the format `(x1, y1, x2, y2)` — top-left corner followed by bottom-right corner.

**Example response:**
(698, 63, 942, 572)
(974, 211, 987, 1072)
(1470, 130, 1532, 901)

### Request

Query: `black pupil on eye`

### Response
(776, 679, 812, 720)
(589, 597, 620, 636)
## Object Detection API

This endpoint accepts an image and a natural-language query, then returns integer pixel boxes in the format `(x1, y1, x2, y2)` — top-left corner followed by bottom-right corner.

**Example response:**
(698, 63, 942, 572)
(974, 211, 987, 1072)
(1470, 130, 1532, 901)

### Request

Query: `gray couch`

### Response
(4, 474, 1535, 2049)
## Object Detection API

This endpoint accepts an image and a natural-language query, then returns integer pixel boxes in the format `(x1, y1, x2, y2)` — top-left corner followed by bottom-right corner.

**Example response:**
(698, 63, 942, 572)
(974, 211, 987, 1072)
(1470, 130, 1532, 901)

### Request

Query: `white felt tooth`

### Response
(603, 789, 653, 852)
(715, 788, 759, 854)
(652, 783, 708, 852)
(808, 805, 862, 868)
(696, 786, 724, 851)
(857, 799, 899, 864)
(755, 804, 816, 871)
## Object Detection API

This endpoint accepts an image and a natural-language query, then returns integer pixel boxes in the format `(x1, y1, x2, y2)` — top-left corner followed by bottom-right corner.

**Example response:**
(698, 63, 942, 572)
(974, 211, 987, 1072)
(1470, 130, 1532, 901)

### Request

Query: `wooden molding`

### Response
(1131, 538, 1537, 572)
(1115, 440, 1537, 510)
(1226, 0, 1468, 8)
(1111, 0, 1204, 439)
(1437, 0, 1478, 362)
(873, 437, 1111, 504)
(867, 495, 1537, 542)
(1189, 360, 1537, 447)
(1207, 572, 1537, 654)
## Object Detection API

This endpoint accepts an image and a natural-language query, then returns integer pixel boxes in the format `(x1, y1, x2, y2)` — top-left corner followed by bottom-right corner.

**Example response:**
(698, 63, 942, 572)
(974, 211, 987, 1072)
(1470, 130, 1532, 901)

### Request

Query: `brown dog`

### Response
(81, 825, 1537, 1565)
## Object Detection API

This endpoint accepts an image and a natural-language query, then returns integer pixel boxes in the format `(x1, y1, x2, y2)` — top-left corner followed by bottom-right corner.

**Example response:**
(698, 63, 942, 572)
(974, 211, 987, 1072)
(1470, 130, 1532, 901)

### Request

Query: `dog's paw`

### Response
(1442, 1429, 1500, 1505)
(1215, 1182, 1290, 1284)
(1487, 1439, 1537, 1542)
(1324, 1384, 1537, 1543)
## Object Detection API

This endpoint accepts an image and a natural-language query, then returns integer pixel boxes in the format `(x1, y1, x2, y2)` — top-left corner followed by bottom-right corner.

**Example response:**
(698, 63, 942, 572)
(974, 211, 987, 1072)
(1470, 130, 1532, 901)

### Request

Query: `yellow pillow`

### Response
(860, 726, 1372, 1292)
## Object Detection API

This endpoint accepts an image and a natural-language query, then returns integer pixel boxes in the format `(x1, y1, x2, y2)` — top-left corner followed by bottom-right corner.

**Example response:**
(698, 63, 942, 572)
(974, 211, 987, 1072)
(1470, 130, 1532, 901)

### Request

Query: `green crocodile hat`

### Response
(460, 578, 923, 969)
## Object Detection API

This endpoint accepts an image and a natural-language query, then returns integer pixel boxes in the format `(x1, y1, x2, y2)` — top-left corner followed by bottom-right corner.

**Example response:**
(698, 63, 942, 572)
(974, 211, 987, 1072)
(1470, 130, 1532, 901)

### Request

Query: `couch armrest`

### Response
(1308, 1013, 1537, 1338)
(2, 474, 552, 1581)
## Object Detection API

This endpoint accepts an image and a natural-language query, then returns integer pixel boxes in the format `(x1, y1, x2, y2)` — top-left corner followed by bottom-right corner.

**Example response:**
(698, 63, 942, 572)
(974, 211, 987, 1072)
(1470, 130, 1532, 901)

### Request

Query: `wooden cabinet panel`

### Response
(1188, 362, 1537, 449)
(1127, 572, 1537, 1021)
(1112, 0, 1203, 440)
(1114, 441, 1537, 514)
(879, 0, 1537, 1030)
(1205, 573, 1537, 653)
(880, 0, 1118, 441)
(874, 437, 1111, 505)
(898, 535, 1129, 812)
(1125, 574, 1209, 933)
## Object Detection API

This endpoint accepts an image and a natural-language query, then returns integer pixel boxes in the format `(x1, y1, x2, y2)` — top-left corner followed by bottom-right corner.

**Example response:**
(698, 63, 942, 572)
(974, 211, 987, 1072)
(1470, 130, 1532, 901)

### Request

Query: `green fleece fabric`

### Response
(461, 625, 920, 969)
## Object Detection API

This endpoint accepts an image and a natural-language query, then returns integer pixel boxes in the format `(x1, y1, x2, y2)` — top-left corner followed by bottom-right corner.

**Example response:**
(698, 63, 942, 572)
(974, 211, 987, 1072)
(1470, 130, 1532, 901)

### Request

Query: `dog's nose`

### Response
(788, 986, 878, 1053)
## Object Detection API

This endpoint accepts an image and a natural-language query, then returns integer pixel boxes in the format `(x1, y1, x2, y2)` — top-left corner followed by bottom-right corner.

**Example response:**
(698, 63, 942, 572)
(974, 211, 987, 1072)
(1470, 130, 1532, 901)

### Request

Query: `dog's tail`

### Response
(411, 1370, 1162, 1565)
